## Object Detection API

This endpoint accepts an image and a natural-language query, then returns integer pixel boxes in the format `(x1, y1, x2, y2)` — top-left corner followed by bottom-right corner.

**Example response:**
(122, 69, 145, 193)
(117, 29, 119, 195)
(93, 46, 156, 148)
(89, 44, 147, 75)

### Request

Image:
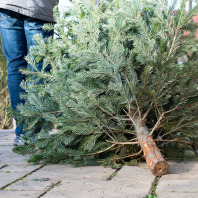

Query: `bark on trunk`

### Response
(133, 116, 169, 176)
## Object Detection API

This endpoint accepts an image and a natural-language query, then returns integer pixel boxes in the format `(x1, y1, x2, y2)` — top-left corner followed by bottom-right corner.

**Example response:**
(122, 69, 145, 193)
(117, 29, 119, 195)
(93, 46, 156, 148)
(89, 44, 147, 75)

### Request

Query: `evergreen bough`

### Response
(14, 0, 198, 175)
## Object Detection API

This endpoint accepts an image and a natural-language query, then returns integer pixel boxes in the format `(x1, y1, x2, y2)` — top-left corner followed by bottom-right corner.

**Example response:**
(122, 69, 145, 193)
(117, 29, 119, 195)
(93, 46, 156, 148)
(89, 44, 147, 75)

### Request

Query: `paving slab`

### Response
(0, 129, 15, 146)
(157, 179, 198, 193)
(0, 129, 15, 133)
(0, 164, 41, 173)
(0, 172, 27, 188)
(0, 135, 14, 140)
(0, 146, 14, 153)
(0, 133, 13, 137)
(0, 152, 30, 164)
(0, 130, 31, 164)
(0, 145, 14, 154)
(1, 128, 198, 198)
(41, 165, 155, 198)
(156, 162, 198, 198)
(25, 164, 115, 181)
(0, 146, 30, 164)
(0, 190, 42, 198)
(158, 172, 198, 179)
(112, 165, 155, 182)
(42, 180, 147, 198)
(0, 140, 14, 146)
(0, 164, 42, 189)
(167, 161, 198, 174)
(155, 192, 198, 198)
(0, 129, 15, 139)
(5, 179, 57, 191)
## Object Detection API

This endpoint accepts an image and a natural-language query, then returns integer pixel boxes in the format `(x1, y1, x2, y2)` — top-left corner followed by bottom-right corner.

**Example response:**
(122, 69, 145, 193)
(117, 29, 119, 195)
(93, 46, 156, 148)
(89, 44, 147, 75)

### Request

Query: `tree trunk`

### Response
(133, 116, 169, 176)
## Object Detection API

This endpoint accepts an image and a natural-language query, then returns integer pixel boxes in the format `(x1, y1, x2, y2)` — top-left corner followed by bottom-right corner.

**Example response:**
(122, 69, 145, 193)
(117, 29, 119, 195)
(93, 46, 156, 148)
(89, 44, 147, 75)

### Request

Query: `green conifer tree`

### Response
(14, 0, 198, 174)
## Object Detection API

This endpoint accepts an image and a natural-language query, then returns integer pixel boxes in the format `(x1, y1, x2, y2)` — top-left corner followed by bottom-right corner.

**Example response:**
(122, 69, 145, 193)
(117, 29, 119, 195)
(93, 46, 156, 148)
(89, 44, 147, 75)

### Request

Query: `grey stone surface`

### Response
(0, 146, 30, 164)
(0, 172, 26, 188)
(167, 162, 198, 174)
(42, 180, 146, 198)
(0, 145, 14, 154)
(156, 162, 198, 198)
(157, 179, 198, 193)
(26, 165, 115, 181)
(0, 190, 42, 198)
(0, 129, 15, 134)
(0, 164, 41, 173)
(0, 129, 15, 138)
(41, 165, 155, 198)
(155, 192, 198, 198)
(0, 130, 30, 164)
(112, 165, 155, 182)
(5, 179, 57, 191)
(1, 129, 198, 198)
(0, 130, 15, 145)
(159, 172, 198, 180)
(0, 140, 14, 146)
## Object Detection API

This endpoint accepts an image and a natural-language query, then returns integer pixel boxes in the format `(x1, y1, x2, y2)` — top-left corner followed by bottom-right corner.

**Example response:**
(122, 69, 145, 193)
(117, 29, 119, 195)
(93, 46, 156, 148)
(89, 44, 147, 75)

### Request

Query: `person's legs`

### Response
(23, 18, 53, 134)
(0, 9, 53, 143)
(0, 9, 27, 139)
(24, 18, 53, 72)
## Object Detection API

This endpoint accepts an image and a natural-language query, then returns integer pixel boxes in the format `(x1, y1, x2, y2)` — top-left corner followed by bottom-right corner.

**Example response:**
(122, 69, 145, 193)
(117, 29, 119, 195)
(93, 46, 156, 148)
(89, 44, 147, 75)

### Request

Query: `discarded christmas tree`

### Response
(14, 0, 198, 176)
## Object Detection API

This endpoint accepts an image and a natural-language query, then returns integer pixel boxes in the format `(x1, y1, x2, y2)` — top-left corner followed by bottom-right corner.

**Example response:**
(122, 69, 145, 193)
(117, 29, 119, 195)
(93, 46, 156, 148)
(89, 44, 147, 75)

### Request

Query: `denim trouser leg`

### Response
(24, 18, 53, 72)
(0, 9, 53, 136)
(0, 10, 27, 136)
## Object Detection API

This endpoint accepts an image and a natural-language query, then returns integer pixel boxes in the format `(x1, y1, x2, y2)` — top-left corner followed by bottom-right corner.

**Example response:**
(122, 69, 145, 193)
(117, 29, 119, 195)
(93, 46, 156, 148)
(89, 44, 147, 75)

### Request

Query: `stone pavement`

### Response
(0, 129, 197, 198)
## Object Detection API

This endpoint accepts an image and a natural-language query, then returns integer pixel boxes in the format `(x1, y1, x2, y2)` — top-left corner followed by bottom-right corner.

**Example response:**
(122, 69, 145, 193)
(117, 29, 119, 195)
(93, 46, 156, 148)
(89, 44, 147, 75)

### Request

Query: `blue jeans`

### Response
(0, 9, 53, 136)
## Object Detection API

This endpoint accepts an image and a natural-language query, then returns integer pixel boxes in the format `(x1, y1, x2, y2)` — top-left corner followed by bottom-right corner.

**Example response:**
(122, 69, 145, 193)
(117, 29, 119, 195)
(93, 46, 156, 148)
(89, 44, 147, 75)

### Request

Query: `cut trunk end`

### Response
(133, 116, 169, 176)
(141, 135, 169, 176)
(152, 160, 169, 176)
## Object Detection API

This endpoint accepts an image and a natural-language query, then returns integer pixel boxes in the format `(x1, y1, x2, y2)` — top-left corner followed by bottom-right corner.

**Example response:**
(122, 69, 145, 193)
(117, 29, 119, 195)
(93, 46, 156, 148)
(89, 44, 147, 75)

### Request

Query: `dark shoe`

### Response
(13, 136, 26, 146)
